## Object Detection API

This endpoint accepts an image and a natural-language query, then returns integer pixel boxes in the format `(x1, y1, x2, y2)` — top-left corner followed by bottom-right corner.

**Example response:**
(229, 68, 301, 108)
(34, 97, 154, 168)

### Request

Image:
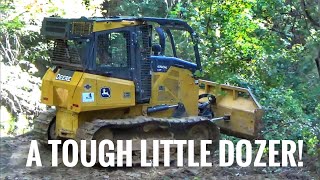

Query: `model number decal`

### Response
(55, 69, 74, 82)
(157, 65, 168, 70)
(56, 74, 72, 82)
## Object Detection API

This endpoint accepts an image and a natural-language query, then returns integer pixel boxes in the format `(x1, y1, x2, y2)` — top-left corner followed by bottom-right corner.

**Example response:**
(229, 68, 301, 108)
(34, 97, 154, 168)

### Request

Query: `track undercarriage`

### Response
(33, 110, 221, 164)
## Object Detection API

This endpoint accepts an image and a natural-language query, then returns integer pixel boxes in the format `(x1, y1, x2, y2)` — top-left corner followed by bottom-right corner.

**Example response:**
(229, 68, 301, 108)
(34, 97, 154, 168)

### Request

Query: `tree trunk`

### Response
(315, 50, 320, 77)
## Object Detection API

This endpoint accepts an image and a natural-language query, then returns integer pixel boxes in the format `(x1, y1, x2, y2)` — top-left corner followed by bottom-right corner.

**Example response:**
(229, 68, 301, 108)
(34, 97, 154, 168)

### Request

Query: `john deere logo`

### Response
(100, 87, 111, 98)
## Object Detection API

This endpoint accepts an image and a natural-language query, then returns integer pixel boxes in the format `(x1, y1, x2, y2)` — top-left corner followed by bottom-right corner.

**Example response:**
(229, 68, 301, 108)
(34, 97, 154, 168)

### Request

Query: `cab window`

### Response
(96, 31, 130, 68)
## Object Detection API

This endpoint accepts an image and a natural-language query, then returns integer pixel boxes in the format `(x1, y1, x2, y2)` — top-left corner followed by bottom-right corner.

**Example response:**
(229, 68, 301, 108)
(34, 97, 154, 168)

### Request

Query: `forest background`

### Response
(0, 0, 319, 171)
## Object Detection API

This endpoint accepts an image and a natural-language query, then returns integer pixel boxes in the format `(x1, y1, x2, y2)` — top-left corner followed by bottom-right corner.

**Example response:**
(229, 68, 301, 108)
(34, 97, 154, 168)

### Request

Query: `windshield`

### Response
(152, 28, 196, 63)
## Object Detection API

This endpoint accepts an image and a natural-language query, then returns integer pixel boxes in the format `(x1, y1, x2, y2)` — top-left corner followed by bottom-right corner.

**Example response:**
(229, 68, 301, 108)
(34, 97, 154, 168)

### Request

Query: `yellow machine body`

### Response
(41, 66, 262, 139)
(37, 16, 263, 143)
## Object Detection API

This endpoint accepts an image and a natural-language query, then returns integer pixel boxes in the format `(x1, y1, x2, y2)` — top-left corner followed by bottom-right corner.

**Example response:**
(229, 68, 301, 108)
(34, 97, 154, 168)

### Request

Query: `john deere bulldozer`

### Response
(34, 16, 263, 160)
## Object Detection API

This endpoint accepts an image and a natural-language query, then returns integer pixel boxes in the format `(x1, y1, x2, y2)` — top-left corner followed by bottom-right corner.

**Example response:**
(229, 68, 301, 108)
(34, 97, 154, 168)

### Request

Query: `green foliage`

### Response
(0, 0, 105, 135)
(115, 0, 168, 17)
(103, 0, 178, 17)
(316, 104, 320, 118)
(0, 3, 24, 33)
(167, 0, 320, 157)
(0, 106, 16, 136)
(260, 88, 317, 142)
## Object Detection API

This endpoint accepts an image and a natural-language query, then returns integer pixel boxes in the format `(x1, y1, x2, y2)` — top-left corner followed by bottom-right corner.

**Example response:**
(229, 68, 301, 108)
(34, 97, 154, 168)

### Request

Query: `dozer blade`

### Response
(199, 80, 263, 139)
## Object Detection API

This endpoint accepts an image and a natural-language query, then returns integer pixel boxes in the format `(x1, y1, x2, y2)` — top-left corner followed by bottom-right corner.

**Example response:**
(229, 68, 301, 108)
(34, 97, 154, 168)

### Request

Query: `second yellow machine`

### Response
(35, 16, 263, 159)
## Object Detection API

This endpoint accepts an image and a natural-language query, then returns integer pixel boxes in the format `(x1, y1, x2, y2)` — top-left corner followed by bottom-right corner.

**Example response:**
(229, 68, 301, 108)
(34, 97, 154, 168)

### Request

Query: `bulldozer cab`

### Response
(43, 17, 201, 104)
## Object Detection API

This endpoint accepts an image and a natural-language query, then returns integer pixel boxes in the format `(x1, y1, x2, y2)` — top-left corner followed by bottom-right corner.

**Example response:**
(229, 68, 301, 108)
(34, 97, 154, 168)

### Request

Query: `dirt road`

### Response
(0, 133, 318, 180)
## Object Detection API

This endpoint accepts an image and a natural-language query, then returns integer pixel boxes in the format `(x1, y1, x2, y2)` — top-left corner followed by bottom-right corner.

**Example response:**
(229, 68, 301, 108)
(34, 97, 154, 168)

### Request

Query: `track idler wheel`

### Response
(33, 109, 56, 146)
(81, 127, 114, 165)
(188, 122, 220, 154)
(48, 119, 58, 140)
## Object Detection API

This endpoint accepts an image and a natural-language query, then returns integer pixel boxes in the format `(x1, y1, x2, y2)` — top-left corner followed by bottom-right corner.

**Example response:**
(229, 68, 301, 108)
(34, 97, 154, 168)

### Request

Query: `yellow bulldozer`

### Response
(34, 16, 263, 160)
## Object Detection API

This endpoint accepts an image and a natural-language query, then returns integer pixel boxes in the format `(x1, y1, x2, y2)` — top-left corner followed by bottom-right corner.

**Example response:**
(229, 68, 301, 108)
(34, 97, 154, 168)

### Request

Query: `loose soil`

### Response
(0, 133, 318, 180)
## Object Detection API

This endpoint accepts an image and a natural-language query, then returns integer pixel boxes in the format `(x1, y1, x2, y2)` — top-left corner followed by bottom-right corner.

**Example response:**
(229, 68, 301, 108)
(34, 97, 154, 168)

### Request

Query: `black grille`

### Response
(49, 40, 83, 68)
(136, 25, 152, 103)
(43, 20, 68, 38)
(72, 22, 92, 36)
(45, 27, 66, 33)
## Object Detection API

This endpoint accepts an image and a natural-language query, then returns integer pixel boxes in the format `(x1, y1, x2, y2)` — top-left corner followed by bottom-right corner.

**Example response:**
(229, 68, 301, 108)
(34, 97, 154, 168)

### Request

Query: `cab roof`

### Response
(43, 16, 195, 35)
